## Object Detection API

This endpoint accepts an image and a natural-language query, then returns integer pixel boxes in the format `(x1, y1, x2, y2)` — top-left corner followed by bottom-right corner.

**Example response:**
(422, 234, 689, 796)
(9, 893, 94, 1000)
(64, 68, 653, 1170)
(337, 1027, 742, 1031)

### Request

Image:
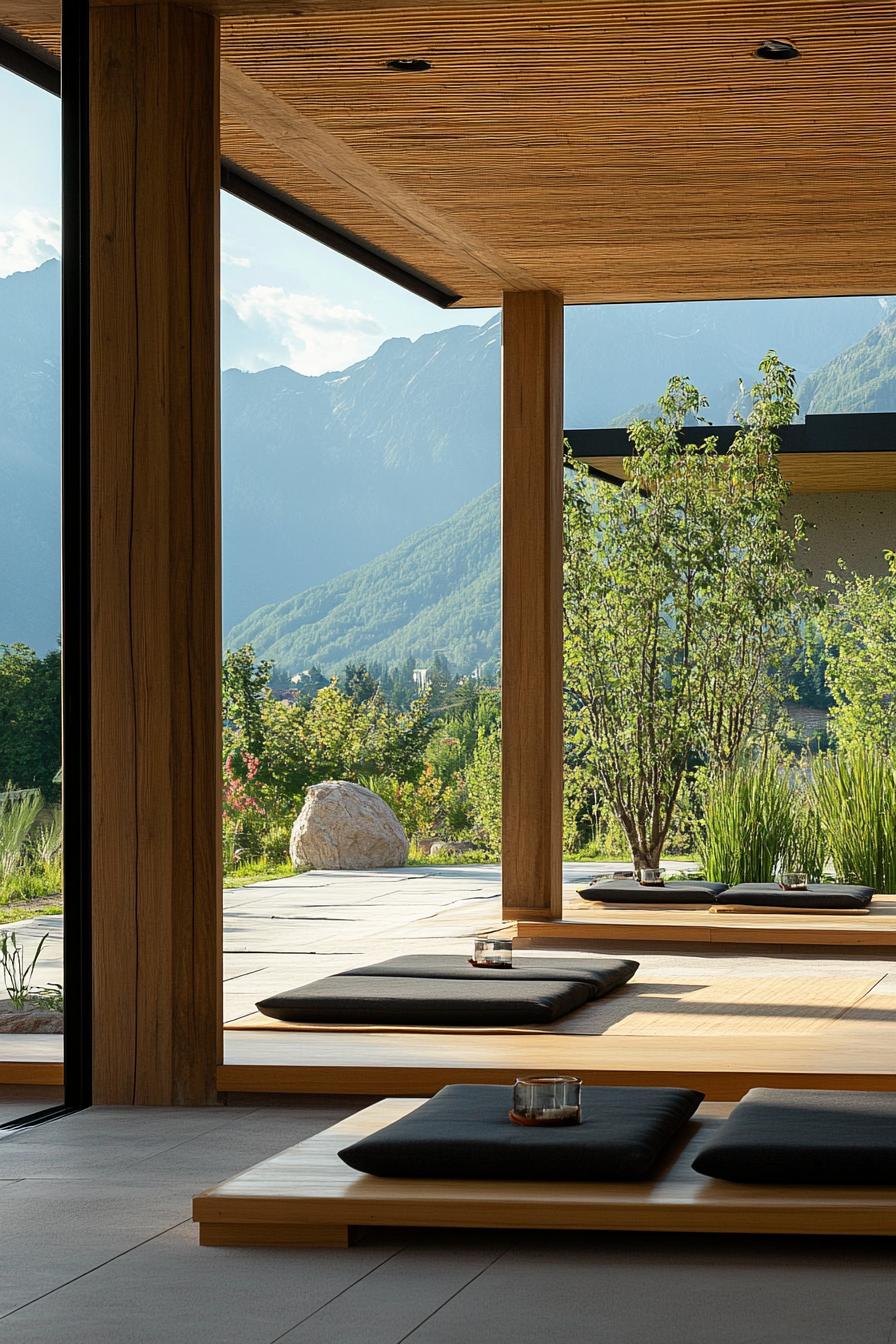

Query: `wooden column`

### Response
(501, 291, 564, 921)
(90, 1, 222, 1103)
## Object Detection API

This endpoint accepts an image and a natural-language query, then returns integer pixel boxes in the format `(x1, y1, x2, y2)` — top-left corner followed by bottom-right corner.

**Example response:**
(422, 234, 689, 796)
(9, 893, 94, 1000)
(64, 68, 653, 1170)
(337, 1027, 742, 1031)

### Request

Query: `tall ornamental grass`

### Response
(811, 749, 896, 892)
(0, 787, 42, 879)
(697, 760, 797, 885)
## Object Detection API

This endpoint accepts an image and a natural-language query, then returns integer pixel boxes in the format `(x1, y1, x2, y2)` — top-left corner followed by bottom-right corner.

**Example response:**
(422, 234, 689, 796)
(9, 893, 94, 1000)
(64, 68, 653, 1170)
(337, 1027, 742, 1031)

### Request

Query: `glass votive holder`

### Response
(510, 1076, 582, 1126)
(639, 867, 664, 886)
(781, 872, 808, 891)
(471, 937, 513, 969)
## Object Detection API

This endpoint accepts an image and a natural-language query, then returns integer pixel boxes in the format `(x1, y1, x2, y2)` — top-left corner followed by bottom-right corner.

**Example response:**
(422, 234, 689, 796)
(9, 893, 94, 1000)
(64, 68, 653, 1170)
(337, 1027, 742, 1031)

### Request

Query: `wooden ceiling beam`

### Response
(221, 58, 542, 294)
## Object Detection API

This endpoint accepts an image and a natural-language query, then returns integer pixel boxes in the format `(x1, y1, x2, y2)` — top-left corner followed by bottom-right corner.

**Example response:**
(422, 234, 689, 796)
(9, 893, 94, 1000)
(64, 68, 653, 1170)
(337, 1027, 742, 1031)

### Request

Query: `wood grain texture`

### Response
(194, 1098, 896, 1243)
(516, 895, 896, 949)
(219, 1026, 896, 1101)
(501, 291, 563, 921)
(90, 1, 222, 1105)
(13, 1, 896, 305)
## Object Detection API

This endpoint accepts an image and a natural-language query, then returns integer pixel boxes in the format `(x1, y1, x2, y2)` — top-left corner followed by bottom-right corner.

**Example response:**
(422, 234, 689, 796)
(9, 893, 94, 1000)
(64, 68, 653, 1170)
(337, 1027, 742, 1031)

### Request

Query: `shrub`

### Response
(811, 748, 896, 891)
(820, 553, 896, 753)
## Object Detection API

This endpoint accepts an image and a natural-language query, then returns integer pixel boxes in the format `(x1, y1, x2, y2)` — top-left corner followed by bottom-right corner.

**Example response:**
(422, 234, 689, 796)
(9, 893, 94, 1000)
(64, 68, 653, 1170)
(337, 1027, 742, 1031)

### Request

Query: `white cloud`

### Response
(222, 252, 252, 269)
(0, 209, 60, 278)
(225, 284, 383, 375)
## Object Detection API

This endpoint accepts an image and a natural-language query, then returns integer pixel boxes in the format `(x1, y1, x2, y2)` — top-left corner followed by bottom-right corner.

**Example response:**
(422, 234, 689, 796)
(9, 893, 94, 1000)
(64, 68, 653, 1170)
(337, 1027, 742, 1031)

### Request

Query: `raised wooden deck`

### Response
(219, 1025, 896, 1102)
(194, 1098, 896, 1245)
(515, 893, 896, 950)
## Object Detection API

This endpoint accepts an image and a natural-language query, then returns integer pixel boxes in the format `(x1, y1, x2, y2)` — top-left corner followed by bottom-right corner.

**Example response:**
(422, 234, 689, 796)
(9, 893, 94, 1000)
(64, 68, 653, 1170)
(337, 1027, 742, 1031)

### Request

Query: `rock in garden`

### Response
(290, 780, 409, 870)
(0, 1000, 64, 1033)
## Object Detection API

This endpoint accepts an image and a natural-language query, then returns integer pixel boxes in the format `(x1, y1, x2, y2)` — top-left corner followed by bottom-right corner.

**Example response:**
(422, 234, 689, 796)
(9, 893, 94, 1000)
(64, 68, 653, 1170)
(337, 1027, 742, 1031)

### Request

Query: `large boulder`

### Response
(290, 780, 409, 870)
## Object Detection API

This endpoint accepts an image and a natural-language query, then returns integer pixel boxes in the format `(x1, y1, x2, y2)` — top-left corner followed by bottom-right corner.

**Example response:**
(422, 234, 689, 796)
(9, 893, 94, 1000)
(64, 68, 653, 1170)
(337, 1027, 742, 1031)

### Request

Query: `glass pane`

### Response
(0, 62, 63, 1119)
(219, 194, 502, 1032)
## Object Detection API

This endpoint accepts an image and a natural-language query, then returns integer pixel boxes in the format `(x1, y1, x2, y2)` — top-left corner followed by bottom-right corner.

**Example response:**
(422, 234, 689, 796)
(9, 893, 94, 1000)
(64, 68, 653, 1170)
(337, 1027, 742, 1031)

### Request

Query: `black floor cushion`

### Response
(692, 1088, 896, 1185)
(719, 883, 873, 910)
(256, 975, 593, 1026)
(339, 1083, 704, 1180)
(338, 954, 638, 994)
(578, 878, 728, 904)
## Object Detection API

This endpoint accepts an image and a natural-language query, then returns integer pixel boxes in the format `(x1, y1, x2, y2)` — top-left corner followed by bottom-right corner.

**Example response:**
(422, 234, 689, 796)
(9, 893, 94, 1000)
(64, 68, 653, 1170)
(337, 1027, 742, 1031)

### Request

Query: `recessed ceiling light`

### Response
(385, 57, 432, 73)
(754, 39, 800, 60)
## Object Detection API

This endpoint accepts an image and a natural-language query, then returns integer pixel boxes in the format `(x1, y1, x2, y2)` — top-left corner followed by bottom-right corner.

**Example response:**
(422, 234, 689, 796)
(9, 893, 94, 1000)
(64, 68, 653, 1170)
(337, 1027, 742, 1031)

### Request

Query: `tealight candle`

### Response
(639, 867, 664, 886)
(471, 937, 513, 969)
(781, 872, 808, 891)
(510, 1076, 582, 1126)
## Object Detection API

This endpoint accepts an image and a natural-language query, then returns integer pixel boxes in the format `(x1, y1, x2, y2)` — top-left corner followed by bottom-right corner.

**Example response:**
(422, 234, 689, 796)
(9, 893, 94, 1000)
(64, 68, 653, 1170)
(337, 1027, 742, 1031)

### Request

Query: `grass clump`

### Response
(697, 759, 798, 885)
(811, 748, 896, 891)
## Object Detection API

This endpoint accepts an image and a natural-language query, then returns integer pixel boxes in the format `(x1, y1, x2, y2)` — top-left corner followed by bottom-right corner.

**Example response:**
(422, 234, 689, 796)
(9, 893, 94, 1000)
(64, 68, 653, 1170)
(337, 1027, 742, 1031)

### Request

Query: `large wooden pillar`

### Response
(501, 291, 564, 921)
(89, 1, 222, 1103)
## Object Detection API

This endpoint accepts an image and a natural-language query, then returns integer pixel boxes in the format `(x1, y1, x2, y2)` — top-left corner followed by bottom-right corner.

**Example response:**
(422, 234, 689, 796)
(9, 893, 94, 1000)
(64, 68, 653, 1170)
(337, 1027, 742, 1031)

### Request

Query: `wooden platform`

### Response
(219, 1024, 896, 1102)
(193, 1098, 896, 1246)
(515, 894, 896, 950)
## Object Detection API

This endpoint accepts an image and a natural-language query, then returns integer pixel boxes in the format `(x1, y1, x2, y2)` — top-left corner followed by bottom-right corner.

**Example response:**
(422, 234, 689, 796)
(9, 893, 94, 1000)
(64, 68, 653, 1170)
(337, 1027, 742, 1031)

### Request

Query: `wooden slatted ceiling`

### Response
(8, 1, 896, 306)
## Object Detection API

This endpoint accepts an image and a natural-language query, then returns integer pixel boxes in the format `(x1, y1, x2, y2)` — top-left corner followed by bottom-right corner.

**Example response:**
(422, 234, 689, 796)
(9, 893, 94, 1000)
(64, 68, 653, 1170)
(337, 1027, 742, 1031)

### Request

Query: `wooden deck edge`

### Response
(0, 1061, 64, 1086)
(514, 918, 896, 949)
(216, 1062, 896, 1102)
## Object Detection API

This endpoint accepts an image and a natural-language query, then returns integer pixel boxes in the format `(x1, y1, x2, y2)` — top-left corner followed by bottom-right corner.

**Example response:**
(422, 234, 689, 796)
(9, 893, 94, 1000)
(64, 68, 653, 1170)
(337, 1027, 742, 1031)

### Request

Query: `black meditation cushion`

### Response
(338, 954, 638, 995)
(256, 975, 593, 1026)
(692, 1088, 896, 1185)
(338, 1083, 704, 1180)
(719, 883, 873, 910)
(578, 878, 728, 904)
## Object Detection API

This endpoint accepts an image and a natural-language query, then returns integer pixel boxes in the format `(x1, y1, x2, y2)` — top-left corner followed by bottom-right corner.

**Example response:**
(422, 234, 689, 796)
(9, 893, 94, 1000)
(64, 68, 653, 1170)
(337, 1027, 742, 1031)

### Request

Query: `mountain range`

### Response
(2, 257, 894, 669)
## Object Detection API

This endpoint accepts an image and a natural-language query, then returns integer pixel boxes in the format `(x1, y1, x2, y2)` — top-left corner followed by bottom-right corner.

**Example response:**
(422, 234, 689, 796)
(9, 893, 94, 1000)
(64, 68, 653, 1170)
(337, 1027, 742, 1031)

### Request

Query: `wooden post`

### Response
(89, 1, 222, 1103)
(501, 291, 564, 921)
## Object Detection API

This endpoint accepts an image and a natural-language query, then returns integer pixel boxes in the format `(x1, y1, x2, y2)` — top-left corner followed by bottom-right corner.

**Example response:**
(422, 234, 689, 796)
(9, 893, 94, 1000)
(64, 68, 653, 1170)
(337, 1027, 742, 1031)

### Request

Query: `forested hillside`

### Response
(227, 486, 499, 673)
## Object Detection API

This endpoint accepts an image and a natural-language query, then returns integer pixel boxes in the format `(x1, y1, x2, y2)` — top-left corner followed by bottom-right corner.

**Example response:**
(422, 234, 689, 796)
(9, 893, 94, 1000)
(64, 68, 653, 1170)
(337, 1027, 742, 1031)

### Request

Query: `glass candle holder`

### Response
(781, 872, 808, 891)
(471, 937, 513, 969)
(510, 1076, 582, 1126)
(639, 867, 664, 886)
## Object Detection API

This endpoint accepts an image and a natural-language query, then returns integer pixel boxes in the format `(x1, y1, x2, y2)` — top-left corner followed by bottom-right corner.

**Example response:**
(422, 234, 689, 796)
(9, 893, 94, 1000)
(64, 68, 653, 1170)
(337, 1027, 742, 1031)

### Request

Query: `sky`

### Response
(0, 66, 496, 376)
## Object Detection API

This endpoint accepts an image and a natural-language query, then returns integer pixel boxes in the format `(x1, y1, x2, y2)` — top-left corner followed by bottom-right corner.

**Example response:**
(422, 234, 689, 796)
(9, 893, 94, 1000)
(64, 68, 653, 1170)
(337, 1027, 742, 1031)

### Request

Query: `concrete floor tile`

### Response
(0, 1222, 401, 1344)
(275, 1236, 509, 1344)
(400, 1233, 896, 1344)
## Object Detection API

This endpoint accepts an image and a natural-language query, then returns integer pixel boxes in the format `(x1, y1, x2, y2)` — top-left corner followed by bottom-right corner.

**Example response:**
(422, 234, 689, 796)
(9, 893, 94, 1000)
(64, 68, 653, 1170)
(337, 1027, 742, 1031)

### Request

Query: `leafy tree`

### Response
(0, 644, 61, 798)
(341, 662, 378, 704)
(222, 645, 272, 758)
(466, 726, 501, 853)
(563, 354, 815, 870)
(258, 683, 436, 812)
(820, 551, 896, 751)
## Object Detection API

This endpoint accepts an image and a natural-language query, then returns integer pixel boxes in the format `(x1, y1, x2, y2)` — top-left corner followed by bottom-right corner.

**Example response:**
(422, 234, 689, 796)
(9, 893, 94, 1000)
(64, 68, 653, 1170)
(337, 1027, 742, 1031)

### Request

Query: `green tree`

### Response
(341, 662, 378, 704)
(466, 726, 501, 853)
(222, 645, 272, 758)
(0, 644, 61, 798)
(259, 683, 435, 812)
(563, 354, 814, 870)
(820, 551, 896, 751)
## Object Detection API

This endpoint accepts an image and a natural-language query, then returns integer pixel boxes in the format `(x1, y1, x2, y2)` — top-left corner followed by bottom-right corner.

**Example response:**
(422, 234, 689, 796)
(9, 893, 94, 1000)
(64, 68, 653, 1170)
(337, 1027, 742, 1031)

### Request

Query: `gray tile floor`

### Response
(0, 1098, 894, 1343)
